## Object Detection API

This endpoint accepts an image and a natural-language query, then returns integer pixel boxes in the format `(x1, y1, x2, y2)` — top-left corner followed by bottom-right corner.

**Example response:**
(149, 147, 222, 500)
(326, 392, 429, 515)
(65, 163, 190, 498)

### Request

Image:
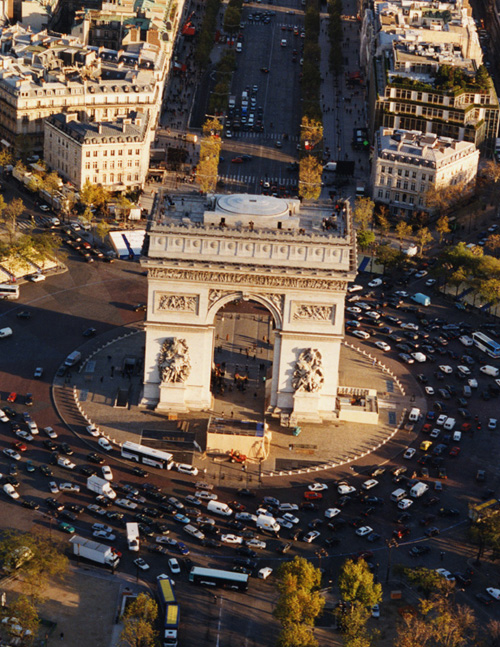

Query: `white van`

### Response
(443, 417, 456, 431)
(480, 365, 499, 377)
(390, 488, 407, 503)
(256, 515, 280, 533)
(207, 500, 232, 517)
(459, 335, 473, 347)
(0, 327, 13, 339)
(236, 42, 242, 53)
(408, 407, 421, 422)
(410, 482, 429, 498)
(258, 567, 273, 580)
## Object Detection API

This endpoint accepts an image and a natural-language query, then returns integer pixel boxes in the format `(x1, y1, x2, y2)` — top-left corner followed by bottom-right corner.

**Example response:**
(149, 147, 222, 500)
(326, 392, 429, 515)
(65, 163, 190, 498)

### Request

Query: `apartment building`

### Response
(360, 0, 500, 155)
(0, 24, 171, 156)
(44, 111, 151, 191)
(371, 127, 479, 214)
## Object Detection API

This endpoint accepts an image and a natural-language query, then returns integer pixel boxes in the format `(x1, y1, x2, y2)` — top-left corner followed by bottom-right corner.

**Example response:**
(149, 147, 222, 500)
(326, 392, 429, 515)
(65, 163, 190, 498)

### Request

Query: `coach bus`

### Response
(0, 283, 19, 300)
(472, 331, 500, 359)
(120, 441, 174, 470)
(189, 566, 249, 591)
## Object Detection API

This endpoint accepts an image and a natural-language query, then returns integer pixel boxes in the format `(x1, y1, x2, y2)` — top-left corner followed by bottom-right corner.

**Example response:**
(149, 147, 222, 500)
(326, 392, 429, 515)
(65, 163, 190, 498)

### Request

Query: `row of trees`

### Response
(301, 1, 323, 122)
(298, 116, 324, 201)
(208, 50, 237, 115)
(195, 117, 223, 193)
(223, 0, 243, 35)
(194, 0, 222, 68)
(327, 0, 343, 75)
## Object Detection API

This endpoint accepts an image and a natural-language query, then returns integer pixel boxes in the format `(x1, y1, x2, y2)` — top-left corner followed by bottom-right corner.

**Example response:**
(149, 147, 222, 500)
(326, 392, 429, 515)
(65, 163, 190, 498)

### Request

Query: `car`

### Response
(4, 448, 21, 461)
(33, 367, 44, 379)
(195, 490, 218, 501)
(16, 430, 33, 442)
(398, 499, 413, 510)
(49, 481, 60, 494)
(307, 482, 328, 492)
(42, 426, 58, 440)
(303, 491, 323, 500)
(7, 393, 17, 403)
(362, 479, 379, 491)
(58, 457, 76, 470)
(375, 341, 391, 352)
(86, 424, 100, 437)
(476, 469, 486, 482)
(355, 526, 373, 537)
(487, 588, 500, 601)
(168, 557, 181, 574)
(371, 604, 380, 618)
(98, 437, 113, 452)
(324, 508, 341, 519)
(176, 463, 199, 476)
(368, 278, 383, 287)
(3, 483, 19, 499)
(337, 484, 356, 495)
(87, 452, 104, 464)
(425, 386, 435, 396)
(134, 558, 150, 571)
(82, 327, 97, 337)
(436, 568, 455, 582)
(488, 418, 498, 430)
(303, 531, 320, 543)
(409, 545, 431, 557)
(132, 467, 148, 478)
(439, 365, 453, 374)
(246, 538, 266, 550)
(58, 522, 75, 534)
(404, 448, 416, 459)
(282, 512, 300, 524)
(221, 534, 243, 545)
(101, 465, 113, 481)
(476, 593, 494, 606)
(352, 330, 371, 340)
(420, 441, 432, 452)
(87, 504, 106, 516)
(39, 465, 53, 477)
(93, 530, 116, 540)
(59, 482, 80, 493)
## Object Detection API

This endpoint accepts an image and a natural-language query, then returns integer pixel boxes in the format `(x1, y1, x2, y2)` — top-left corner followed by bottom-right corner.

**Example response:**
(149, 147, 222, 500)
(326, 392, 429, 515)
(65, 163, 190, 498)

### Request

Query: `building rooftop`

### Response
(47, 111, 149, 144)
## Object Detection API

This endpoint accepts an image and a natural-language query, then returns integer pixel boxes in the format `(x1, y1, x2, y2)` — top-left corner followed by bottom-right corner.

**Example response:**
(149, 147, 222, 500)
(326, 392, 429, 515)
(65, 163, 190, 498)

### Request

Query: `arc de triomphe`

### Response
(141, 194, 357, 423)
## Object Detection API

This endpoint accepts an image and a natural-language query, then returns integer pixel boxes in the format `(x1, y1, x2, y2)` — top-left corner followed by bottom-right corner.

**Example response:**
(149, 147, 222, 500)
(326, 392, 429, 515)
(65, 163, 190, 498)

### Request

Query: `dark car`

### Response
(67, 503, 85, 515)
(201, 538, 221, 549)
(46, 497, 64, 511)
(138, 523, 154, 537)
(16, 310, 32, 319)
(43, 439, 58, 451)
(409, 545, 430, 557)
(237, 546, 257, 558)
(476, 593, 493, 606)
(132, 467, 148, 478)
(39, 465, 53, 477)
(424, 527, 440, 537)
(300, 502, 319, 511)
(82, 327, 97, 337)
(80, 466, 97, 477)
(3, 407, 17, 419)
(276, 542, 292, 554)
(133, 303, 147, 312)
(237, 488, 256, 498)
(24, 393, 33, 406)
(22, 499, 39, 510)
(88, 452, 105, 464)
(59, 442, 74, 456)
(324, 536, 341, 547)
(58, 510, 77, 522)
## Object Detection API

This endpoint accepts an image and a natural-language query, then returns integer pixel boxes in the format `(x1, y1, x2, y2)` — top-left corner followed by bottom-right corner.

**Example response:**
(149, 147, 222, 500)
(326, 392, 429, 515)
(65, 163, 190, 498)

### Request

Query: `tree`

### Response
(0, 147, 12, 168)
(274, 589, 325, 627)
(0, 530, 69, 603)
(277, 556, 322, 594)
(341, 605, 375, 647)
(120, 593, 158, 647)
(415, 226, 433, 257)
(357, 229, 375, 252)
(42, 171, 61, 197)
(395, 612, 434, 647)
(299, 156, 322, 201)
(196, 118, 222, 194)
(300, 116, 323, 151)
(469, 509, 500, 563)
(79, 180, 110, 211)
(353, 197, 374, 231)
(7, 595, 39, 646)
(435, 215, 450, 244)
(376, 244, 406, 272)
(276, 623, 318, 647)
(401, 567, 449, 598)
(1, 197, 25, 244)
(485, 234, 500, 257)
(223, 6, 241, 32)
(395, 221, 413, 248)
(376, 207, 391, 237)
(338, 559, 382, 608)
(96, 220, 112, 242)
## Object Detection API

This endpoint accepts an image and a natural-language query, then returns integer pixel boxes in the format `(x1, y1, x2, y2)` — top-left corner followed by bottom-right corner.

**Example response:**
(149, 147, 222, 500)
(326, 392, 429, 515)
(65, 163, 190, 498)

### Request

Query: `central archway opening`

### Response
(212, 299, 275, 420)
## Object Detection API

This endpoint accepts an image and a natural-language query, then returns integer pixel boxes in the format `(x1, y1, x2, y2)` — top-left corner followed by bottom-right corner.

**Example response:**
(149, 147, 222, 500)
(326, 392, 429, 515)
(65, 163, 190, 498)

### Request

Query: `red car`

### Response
(7, 392, 17, 403)
(12, 441, 27, 452)
(303, 491, 323, 500)
(231, 157, 243, 164)
(461, 422, 471, 432)
(449, 446, 461, 457)
(229, 501, 246, 512)
(421, 423, 432, 434)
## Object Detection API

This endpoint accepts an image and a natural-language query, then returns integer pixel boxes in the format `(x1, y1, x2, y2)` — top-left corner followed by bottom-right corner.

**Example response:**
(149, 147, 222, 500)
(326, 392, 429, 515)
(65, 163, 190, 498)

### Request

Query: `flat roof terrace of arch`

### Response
(216, 194, 290, 218)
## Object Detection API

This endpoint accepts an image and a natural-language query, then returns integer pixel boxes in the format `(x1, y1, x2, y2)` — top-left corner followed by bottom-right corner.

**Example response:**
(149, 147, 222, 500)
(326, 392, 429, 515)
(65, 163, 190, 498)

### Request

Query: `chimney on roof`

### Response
(97, 123, 102, 134)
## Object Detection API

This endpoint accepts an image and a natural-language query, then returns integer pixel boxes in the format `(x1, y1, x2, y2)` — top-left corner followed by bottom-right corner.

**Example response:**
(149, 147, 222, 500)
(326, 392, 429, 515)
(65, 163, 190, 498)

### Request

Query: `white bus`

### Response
(189, 566, 249, 591)
(472, 331, 500, 360)
(121, 441, 174, 470)
(126, 522, 140, 552)
(0, 283, 19, 300)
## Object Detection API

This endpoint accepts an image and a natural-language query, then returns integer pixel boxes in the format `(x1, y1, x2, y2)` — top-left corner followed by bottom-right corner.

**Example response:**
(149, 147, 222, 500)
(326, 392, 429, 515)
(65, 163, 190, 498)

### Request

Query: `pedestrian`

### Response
(440, 551, 445, 562)
(60, 632, 64, 640)
(100, 376, 104, 383)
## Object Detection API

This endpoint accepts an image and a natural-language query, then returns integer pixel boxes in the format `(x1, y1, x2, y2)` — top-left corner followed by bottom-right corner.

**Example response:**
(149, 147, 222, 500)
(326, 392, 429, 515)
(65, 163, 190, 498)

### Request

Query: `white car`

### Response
(425, 278, 436, 287)
(98, 437, 113, 452)
(134, 558, 150, 571)
(86, 424, 100, 437)
(351, 330, 370, 339)
(308, 483, 328, 492)
(468, 378, 478, 389)
(303, 530, 320, 543)
(398, 498, 413, 510)
(355, 526, 373, 537)
(457, 365, 471, 376)
(0, 409, 9, 423)
(59, 482, 80, 493)
(412, 352, 426, 363)
(277, 518, 294, 530)
(338, 484, 356, 495)
(403, 448, 416, 459)
(93, 523, 113, 534)
(16, 430, 34, 442)
(59, 458, 76, 470)
(435, 568, 455, 582)
(176, 463, 199, 476)
(168, 558, 181, 574)
(93, 530, 115, 541)
(487, 587, 500, 600)
(40, 204, 50, 212)
(394, 290, 408, 297)
(195, 491, 218, 501)
(49, 481, 59, 494)
(452, 431, 462, 442)
(246, 539, 266, 550)
(346, 306, 362, 315)
(488, 418, 497, 430)
(4, 448, 21, 461)
(221, 534, 243, 545)
(400, 323, 419, 331)
(439, 365, 453, 374)
(425, 386, 435, 396)
(34, 367, 44, 378)
(27, 421, 38, 434)
(362, 479, 379, 490)
(3, 483, 19, 499)
(436, 414, 448, 426)
(101, 466, 113, 481)
(366, 311, 381, 321)
(44, 426, 58, 439)
(415, 270, 427, 279)
(430, 428, 440, 439)
(368, 278, 383, 287)
(375, 341, 391, 352)
(278, 503, 299, 512)
(347, 284, 363, 293)
(324, 508, 341, 519)
(281, 513, 300, 525)
(372, 604, 380, 618)
(235, 512, 257, 523)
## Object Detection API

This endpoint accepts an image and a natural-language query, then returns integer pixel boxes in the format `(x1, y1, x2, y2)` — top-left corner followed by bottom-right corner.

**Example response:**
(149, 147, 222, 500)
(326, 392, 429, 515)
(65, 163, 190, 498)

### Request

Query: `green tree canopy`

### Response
(338, 558, 382, 608)
(298, 155, 322, 201)
(120, 593, 159, 647)
(353, 197, 375, 231)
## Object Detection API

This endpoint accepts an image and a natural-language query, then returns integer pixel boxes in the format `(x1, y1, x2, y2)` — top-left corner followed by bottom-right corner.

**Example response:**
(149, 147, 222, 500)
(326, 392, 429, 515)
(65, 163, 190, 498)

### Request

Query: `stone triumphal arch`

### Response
(142, 193, 357, 423)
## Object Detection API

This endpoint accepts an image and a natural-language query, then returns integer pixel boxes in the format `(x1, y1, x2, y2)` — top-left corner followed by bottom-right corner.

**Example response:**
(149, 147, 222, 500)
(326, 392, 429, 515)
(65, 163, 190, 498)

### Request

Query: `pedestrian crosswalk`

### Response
(17, 216, 57, 231)
(226, 132, 299, 142)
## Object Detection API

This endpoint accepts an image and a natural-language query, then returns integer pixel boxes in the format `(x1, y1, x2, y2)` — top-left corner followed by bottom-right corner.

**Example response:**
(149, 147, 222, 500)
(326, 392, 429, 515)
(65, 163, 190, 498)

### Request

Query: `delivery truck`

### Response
(256, 515, 280, 533)
(64, 350, 82, 367)
(87, 475, 116, 499)
(69, 536, 120, 568)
